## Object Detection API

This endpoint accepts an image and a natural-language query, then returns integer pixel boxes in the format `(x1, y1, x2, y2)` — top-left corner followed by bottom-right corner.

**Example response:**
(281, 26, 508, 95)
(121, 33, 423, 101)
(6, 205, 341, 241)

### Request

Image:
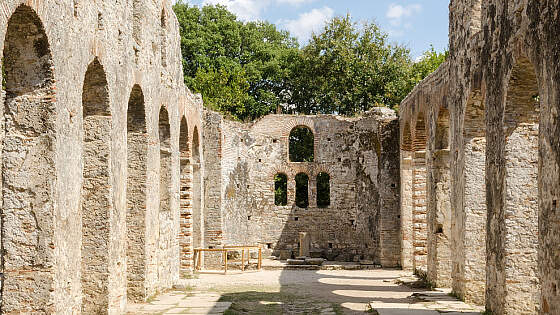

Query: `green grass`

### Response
(365, 303, 380, 314)
(217, 289, 341, 315)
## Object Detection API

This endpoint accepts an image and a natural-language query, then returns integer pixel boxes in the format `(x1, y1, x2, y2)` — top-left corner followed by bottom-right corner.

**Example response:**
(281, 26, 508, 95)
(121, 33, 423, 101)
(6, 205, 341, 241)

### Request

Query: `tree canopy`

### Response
(173, 2, 447, 121)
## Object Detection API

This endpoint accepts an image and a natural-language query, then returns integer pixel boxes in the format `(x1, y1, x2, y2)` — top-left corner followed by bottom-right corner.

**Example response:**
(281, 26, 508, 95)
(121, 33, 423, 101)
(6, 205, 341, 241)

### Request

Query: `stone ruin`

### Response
(0, 0, 558, 314)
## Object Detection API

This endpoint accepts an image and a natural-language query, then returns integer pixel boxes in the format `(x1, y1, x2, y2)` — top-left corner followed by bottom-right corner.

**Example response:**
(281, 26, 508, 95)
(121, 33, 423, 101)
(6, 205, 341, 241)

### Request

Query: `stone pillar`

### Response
(453, 136, 486, 304)
(82, 116, 114, 314)
(299, 232, 311, 257)
(413, 150, 428, 273)
(400, 151, 414, 270)
(427, 149, 451, 287)
(179, 158, 193, 274)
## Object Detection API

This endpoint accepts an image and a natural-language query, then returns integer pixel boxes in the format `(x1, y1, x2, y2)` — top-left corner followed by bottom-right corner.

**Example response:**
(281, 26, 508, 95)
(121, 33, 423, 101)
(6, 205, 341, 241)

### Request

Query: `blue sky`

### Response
(183, 0, 449, 59)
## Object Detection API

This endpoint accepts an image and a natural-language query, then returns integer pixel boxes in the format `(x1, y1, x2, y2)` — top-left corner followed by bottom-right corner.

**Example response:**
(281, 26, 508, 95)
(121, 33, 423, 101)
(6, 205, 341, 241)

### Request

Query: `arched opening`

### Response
(453, 89, 486, 304)
(295, 173, 309, 208)
(427, 108, 451, 288)
(1, 5, 57, 312)
(316, 172, 330, 208)
(126, 85, 148, 302)
(412, 113, 428, 273)
(179, 117, 192, 273)
(274, 173, 288, 206)
(192, 127, 203, 253)
(498, 56, 540, 313)
(400, 122, 414, 270)
(289, 126, 314, 162)
(159, 106, 171, 214)
(81, 58, 112, 313)
(160, 9, 167, 68)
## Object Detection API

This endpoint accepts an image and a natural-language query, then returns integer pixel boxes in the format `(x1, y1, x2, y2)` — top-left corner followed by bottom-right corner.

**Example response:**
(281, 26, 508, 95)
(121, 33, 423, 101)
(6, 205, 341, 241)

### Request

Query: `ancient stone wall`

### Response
(399, 0, 560, 313)
(0, 0, 203, 313)
(204, 109, 401, 266)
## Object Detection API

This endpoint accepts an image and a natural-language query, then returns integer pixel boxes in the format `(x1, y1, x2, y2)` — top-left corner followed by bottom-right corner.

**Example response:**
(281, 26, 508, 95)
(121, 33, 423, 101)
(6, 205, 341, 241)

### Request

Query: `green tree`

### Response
(274, 173, 288, 206)
(174, 3, 447, 119)
(284, 15, 415, 115)
(173, 2, 298, 121)
(410, 45, 448, 85)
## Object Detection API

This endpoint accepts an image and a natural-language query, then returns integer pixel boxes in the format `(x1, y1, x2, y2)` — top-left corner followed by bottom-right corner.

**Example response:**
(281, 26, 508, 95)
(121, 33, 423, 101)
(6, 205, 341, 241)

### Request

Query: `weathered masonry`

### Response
(0, 0, 203, 313)
(3, 0, 560, 314)
(199, 110, 401, 266)
(399, 0, 560, 313)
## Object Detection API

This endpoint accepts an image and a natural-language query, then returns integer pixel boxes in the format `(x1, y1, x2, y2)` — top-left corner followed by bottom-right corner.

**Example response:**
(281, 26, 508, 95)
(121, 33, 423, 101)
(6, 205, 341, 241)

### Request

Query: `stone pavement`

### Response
(126, 291, 232, 314)
(127, 269, 484, 314)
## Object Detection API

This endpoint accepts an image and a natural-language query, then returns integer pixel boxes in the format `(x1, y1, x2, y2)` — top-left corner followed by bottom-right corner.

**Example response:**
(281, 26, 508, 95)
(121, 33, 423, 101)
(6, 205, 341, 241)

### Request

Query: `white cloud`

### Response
(386, 3, 421, 26)
(276, 0, 316, 5)
(280, 7, 334, 45)
(202, 0, 272, 21)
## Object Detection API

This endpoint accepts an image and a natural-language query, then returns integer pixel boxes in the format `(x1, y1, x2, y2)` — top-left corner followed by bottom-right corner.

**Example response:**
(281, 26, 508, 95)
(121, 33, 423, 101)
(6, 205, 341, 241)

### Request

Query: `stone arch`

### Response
(412, 112, 428, 273)
(289, 125, 314, 162)
(453, 88, 487, 304)
(179, 117, 193, 273)
(159, 106, 171, 213)
(81, 57, 113, 313)
(126, 84, 149, 302)
(494, 55, 540, 313)
(1, 5, 57, 313)
(191, 126, 203, 252)
(274, 173, 288, 206)
(295, 173, 309, 208)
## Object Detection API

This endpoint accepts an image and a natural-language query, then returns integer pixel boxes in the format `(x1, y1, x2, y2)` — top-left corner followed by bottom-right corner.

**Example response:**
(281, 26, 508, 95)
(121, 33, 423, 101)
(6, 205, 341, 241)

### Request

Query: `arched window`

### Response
(316, 172, 330, 208)
(274, 173, 288, 206)
(289, 126, 314, 162)
(295, 173, 309, 208)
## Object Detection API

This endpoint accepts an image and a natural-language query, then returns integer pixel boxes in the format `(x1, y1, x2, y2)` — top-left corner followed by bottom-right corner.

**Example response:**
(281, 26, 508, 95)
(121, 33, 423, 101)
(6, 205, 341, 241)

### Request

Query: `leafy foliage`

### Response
(173, 3, 447, 120)
(317, 172, 330, 208)
(284, 15, 415, 115)
(174, 2, 298, 121)
(295, 173, 309, 208)
(411, 46, 448, 82)
(289, 127, 314, 162)
(274, 173, 288, 206)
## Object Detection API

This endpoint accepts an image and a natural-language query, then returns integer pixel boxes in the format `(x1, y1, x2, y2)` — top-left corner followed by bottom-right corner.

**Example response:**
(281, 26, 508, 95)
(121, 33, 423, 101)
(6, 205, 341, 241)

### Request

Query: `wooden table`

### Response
(193, 246, 262, 274)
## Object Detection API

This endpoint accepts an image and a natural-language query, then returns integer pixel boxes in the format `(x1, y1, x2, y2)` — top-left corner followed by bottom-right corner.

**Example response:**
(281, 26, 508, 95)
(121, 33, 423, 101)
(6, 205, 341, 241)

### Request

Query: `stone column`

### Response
(299, 232, 311, 257)
(427, 149, 451, 287)
(412, 150, 428, 273)
(400, 151, 414, 270)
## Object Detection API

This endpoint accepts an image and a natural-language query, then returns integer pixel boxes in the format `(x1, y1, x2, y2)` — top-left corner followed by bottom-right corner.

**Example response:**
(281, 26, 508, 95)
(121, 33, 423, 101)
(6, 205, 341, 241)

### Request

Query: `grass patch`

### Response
(332, 303, 344, 315)
(365, 303, 380, 314)
(218, 289, 337, 315)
